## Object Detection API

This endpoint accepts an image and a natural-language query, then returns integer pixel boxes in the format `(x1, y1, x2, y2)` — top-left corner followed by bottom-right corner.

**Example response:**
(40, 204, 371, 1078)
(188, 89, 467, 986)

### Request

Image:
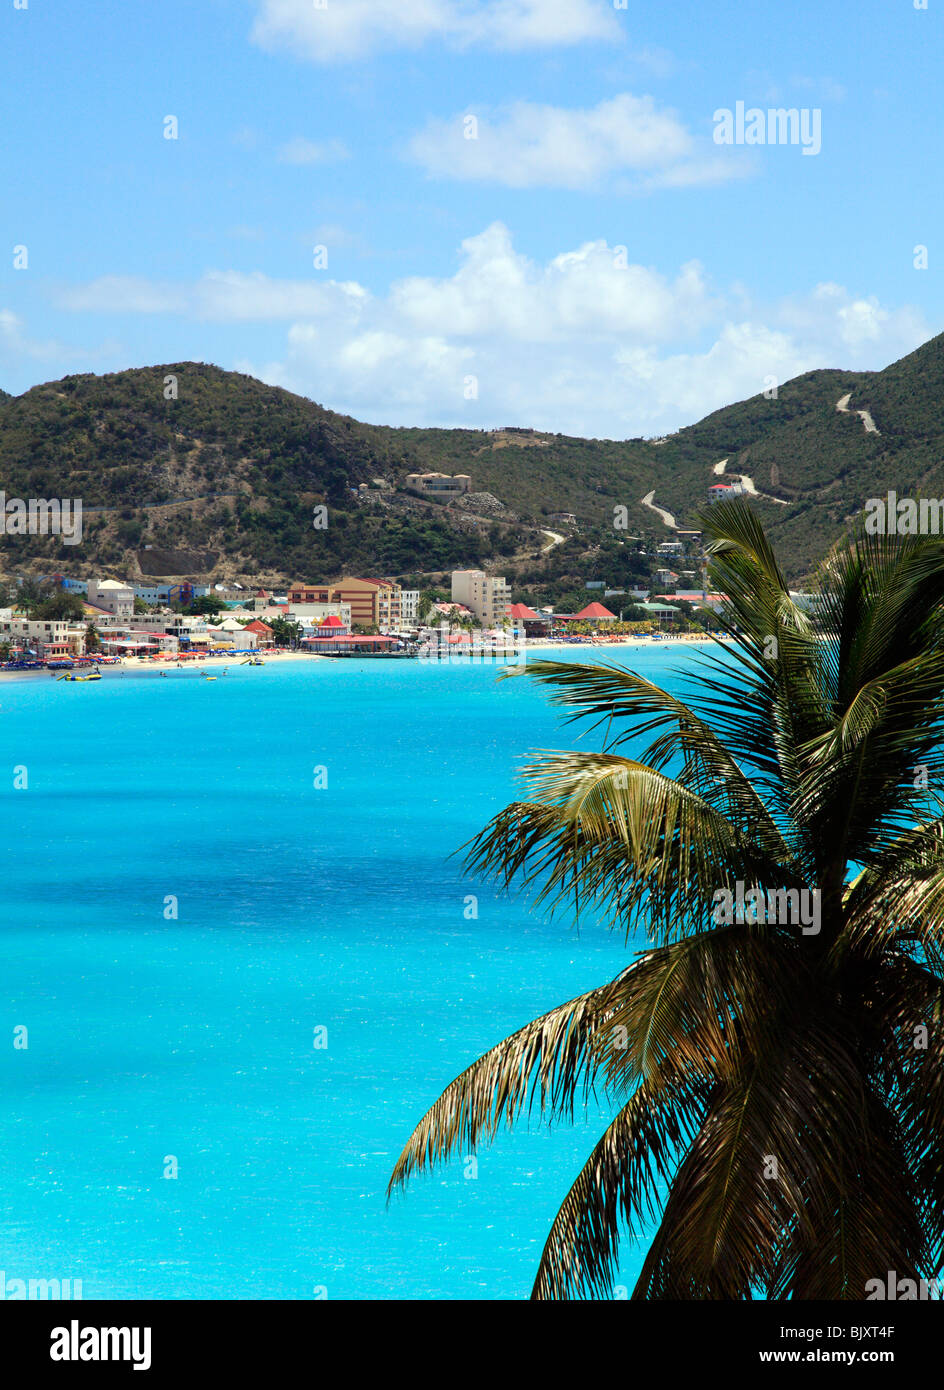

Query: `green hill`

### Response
(0, 335, 941, 585)
(0, 364, 521, 581)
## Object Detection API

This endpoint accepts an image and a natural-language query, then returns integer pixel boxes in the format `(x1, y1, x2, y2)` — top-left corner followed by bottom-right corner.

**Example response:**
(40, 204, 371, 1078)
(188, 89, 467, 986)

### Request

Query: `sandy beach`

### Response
(527, 633, 722, 651)
(0, 632, 724, 679)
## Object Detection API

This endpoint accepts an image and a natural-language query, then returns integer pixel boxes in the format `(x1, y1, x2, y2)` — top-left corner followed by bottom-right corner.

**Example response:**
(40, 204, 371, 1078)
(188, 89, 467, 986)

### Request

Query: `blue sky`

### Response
(1, 0, 939, 436)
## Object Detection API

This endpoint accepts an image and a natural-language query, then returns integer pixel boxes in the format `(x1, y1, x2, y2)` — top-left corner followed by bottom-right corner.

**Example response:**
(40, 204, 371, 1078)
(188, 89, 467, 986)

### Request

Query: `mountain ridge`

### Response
(0, 333, 940, 586)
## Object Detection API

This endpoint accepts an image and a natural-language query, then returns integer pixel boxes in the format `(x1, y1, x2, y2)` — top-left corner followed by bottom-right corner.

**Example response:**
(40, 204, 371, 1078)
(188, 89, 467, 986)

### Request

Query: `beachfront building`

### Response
(87, 578, 134, 619)
(98, 628, 179, 658)
(288, 579, 401, 630)
(399, 590, 420, 627)
(450, 571, 511, 625)
(314, 614, 350, 638)
(119, 612, 206, 644)
(206, 618, 257, 650)
(573, 602, 618, 623)
(404, 472, 472, 497)
(635, 601, 682, 626)
(0, 618, 87, 658)
(286, 601, 353, 629)
(508, 602, 549, 637)
(243, 620, 275, 648)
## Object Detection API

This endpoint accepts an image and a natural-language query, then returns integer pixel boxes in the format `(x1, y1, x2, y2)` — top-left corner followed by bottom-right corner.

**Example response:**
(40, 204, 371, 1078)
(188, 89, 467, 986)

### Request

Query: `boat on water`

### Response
(58, 671, 102, 682)
(241, 657, 265, 666)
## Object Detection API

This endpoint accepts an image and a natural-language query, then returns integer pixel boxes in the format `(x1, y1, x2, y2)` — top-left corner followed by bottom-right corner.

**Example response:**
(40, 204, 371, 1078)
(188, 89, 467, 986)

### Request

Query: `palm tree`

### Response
(389, 500, 944, 1300)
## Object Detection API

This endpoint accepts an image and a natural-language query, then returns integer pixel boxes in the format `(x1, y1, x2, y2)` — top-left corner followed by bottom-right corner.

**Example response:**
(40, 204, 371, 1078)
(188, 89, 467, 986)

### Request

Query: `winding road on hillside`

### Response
(540, 529, 565, 552)
(736, 473, 789, 505)
(836, 392, 880, 434)
(712, 458, 787, 506)
(640, 490, 680, 529)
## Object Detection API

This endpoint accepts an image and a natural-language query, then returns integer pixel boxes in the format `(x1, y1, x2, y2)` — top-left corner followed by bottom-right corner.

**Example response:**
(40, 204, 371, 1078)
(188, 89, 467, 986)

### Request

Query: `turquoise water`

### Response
(0, 647, 696, 1300)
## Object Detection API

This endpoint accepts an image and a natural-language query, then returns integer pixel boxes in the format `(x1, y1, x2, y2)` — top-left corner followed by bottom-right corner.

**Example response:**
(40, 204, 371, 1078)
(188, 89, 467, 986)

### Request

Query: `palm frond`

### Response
(388, 979, 619, 1195)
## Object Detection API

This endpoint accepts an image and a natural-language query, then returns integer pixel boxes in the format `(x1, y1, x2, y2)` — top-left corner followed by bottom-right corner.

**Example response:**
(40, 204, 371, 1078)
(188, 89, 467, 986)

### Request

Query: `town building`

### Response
(87, 578, 134, 618)
(313, 614, 350, 638)
(96, 627, 179, 657)
(0, 618, 87, 658)
(450, 571, 511, 625)
(132, 581, 206, 606)
(243, 620, 275, 648)
(654, 568, 680, 587)
(286, 601, 353, 629)
(508, 602, 549, 637)
(44, 575, 88, 594)
(574, 602, 617, 622)
(431, 601, 473, 619)
(398, 590, 420, 627)
(635, 602, 682, 625)
(288, 579, 402, 630)
(655, 590, 728, 615)
(206, 618, 258, 650)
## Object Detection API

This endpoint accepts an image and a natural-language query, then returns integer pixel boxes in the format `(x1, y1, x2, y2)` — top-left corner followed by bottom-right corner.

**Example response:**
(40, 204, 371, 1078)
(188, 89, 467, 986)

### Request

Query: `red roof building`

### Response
(244, 619, 275, 647)
(574, 602, 617, 621)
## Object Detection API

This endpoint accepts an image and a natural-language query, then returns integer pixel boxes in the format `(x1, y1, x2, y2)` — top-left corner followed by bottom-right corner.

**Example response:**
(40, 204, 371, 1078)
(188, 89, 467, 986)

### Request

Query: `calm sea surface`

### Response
(0, 646, 702, 1299)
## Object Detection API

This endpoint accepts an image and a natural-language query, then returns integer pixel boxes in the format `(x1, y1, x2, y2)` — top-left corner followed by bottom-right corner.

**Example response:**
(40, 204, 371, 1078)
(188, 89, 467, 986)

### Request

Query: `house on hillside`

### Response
(404, 473, 472, 497)
(707, 482, 745, 504)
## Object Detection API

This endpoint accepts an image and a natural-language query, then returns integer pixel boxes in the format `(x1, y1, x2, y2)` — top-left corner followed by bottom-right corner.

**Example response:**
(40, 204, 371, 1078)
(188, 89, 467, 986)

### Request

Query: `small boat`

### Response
(241, 657, 265, 666)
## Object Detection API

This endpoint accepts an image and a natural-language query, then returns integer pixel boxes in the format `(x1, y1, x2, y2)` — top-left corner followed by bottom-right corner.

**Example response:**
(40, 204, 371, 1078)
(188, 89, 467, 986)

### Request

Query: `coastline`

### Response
(0, 649, 330, 680)
(0, 633, 724, 680)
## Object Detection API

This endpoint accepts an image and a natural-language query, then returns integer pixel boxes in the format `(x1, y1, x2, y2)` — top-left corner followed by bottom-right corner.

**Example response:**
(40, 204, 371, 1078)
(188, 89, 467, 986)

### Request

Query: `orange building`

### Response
(287, 578, 401, 628)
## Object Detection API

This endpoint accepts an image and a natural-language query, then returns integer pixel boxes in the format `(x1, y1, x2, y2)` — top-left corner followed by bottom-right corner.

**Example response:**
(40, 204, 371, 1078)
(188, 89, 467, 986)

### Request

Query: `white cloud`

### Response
(0, 308, 80, 362)
(57, 277, 191, 317)
(57, 272, 369, 324)
(775, 281, 927, 353)
(54, 225, 931, 437)
(408, 95, 750, 191)
(249, 0, 619, 63)
(277, 136, 349, 165)
(389, 222, 718, 341)
(0, 308, 119, 389)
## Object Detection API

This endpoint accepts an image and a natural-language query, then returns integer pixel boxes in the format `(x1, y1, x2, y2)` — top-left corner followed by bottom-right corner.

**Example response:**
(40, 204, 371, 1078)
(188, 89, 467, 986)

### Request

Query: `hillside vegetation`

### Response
(0, 334, 941, 584)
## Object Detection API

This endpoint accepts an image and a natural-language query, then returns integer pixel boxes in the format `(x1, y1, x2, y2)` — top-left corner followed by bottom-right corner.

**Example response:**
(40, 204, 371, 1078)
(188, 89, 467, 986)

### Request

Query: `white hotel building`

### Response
(450, 571, 511, 625)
